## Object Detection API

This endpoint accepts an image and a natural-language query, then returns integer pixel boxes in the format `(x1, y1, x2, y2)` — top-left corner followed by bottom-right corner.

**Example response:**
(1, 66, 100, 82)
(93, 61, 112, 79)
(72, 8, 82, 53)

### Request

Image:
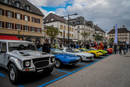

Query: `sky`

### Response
(28, 0, 130, 32)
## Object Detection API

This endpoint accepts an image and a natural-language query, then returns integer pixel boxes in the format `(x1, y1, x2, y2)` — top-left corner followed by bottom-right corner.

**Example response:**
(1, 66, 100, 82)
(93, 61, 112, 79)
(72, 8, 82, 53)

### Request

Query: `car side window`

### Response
(1, 42, 7, 52)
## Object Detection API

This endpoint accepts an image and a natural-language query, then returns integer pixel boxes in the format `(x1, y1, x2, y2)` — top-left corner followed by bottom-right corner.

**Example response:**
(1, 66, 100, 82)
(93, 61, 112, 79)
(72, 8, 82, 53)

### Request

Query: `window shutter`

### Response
(12, 23, 14, 29)
(40, 28, 42, 32)
(21, 25, 22, 30)
(5, 22, 8, 28)
(12, 12, 14, 18)
(20, 14, 22, 20)
(6, 10, 8, 16)
(15, 24, 17, 29)
(2, 9, 4, 16)
(23, 15, 25, 20)
(2, 22, 4, 28)
(28, 16, 30, 21)
(15, 13, 17, 18)
(35, 28, 37, 32)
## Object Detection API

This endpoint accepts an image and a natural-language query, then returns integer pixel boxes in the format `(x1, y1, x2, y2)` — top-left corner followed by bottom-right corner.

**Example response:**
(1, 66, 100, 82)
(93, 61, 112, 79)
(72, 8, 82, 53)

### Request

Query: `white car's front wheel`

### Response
(9, 64, 21, 84)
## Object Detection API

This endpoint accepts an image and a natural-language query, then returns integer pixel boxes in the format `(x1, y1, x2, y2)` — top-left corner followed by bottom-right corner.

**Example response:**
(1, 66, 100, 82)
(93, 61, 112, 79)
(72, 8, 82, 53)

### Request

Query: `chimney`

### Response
(122, 25, 125, 28)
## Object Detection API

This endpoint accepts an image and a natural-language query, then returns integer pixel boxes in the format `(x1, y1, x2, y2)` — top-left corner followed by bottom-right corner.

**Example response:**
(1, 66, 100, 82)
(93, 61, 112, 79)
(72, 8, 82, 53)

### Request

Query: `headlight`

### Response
(24, 60, 31, 67)
(50, 57, 55, 63)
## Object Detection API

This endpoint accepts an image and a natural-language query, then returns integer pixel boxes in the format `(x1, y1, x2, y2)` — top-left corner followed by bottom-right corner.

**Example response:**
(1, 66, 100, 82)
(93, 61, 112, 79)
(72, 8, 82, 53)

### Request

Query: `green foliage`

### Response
(94, 34, 103, 41)
(108, 38, 114, 43)
(81, 31, 90, 41)
(45, 26, 59, 39)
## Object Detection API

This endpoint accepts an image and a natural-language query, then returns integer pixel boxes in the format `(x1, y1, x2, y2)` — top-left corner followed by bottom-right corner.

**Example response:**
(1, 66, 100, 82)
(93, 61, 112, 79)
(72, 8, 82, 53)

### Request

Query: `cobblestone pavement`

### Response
(47, 53, 130, 87)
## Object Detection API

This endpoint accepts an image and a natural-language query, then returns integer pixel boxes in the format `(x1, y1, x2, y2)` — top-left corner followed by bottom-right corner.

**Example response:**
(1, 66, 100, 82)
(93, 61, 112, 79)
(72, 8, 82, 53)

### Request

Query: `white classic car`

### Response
(62, 48, 94, 61)
(0, 40, 55, 84)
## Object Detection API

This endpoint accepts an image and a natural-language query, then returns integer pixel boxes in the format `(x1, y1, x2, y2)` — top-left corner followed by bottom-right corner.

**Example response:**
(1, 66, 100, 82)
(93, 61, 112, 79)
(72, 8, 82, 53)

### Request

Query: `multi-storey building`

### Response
(43, 13, 76, 43)
(94, 25, 105, 37)
(0, 0, 44, 42)
(108, 26, 130, 43)
(69, 16, 95, 41)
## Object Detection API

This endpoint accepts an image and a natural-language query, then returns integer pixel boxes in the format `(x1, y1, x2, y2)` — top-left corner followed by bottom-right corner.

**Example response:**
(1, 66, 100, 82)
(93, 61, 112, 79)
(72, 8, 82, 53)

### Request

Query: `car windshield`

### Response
(55, 49, 63, 51)
(66, 49, 78, 53)
(8, 42, 37, 52)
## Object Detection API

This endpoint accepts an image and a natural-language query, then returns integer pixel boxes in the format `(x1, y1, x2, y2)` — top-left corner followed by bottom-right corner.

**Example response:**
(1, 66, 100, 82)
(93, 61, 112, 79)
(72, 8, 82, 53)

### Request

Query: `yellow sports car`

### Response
(89, 48, 108, 55)
(79, 48, 103, 57)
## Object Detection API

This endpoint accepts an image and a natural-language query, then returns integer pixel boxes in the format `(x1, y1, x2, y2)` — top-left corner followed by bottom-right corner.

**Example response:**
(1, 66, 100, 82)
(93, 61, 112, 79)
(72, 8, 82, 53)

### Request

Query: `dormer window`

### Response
(25, 6, 30, 11)
(15, 2, 20, 8)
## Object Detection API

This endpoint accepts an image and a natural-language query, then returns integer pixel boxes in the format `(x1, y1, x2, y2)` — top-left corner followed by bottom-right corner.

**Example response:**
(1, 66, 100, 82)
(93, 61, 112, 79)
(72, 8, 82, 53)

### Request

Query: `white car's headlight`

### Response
(24, 60, 31, 67)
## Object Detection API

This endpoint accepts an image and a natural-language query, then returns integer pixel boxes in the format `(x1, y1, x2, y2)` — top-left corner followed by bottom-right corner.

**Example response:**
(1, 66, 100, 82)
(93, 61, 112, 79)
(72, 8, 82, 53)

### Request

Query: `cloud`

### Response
(28, 0, 68, 7)
(28, 0, 130, 31)
(64, 0, 130, 31)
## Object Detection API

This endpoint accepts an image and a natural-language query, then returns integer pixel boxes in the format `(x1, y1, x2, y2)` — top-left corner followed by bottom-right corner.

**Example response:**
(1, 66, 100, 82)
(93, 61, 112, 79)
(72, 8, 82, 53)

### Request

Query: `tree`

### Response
(94, 34, 103, 41)
(81, 31, 90, 42)
(45, 26, 59, 44)
(108, 38, 114, 44)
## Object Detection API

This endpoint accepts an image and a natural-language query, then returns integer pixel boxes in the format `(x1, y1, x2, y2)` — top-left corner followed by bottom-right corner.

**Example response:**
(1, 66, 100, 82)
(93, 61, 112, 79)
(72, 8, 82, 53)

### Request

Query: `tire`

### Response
(46, 67, 54, 74)
(8, 64, 21, 84)
(92, 53, 96, 57)
(55, 59, 62, 68)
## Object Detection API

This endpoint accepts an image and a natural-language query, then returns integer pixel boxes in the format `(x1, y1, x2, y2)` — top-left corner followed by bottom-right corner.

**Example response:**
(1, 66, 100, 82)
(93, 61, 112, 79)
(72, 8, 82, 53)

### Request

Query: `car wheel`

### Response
(55, 59, 62, 68)
(9, 64, 21, 84)
(92, 53, 96, 57)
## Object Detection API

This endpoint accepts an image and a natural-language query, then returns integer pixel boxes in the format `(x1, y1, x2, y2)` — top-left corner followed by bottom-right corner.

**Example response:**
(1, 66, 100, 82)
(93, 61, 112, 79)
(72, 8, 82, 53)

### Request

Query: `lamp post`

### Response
(62, 13, 78, 47)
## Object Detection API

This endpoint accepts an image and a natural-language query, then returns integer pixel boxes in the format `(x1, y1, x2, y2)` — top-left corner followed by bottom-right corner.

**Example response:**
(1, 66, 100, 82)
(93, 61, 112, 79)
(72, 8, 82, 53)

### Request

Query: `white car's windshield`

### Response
(8, 42, 37, 52)
(66, 49, 78, 53)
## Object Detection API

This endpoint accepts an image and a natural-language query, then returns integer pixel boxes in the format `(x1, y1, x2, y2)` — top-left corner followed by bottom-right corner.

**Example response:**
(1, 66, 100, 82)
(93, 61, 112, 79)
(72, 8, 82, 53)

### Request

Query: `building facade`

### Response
(69, 16, 95, 41)
(0, 0, 44, 42)
(108, 26, 130, 44)
(43, 13, 76, 43)
(94, 25, 105, 37)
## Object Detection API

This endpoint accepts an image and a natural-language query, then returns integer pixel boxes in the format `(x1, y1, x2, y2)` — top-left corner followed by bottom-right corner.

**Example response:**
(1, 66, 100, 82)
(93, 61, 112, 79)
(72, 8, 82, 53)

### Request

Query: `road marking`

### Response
(0, 72, 6, 77)
(56, 69, 70, 74)
(38, 55, 111, 87)
(18, 85, 24, 87)
(78, 63, 88, 65)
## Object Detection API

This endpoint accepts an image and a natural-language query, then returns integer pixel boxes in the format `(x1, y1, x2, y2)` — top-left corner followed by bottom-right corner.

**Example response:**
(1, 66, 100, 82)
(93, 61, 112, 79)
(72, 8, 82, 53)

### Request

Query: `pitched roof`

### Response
(44, 13, 67, 24)
(0, 0, 44, 16)
(94, 25, 105, 33)
(69, 16, 86, 26)
(108, 28, 130, 34)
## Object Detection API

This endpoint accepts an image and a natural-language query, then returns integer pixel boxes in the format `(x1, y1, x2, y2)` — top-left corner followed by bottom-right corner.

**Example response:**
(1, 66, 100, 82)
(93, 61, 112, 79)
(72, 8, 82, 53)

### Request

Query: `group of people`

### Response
(35, 39, 130, 55)
(114, 42, 130, 55)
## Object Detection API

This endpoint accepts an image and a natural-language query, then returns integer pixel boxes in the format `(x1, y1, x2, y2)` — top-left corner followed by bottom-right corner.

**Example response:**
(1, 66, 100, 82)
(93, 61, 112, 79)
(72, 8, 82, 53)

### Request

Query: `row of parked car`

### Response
(0, 40, 113, 84)
(50, 47, 113, 68)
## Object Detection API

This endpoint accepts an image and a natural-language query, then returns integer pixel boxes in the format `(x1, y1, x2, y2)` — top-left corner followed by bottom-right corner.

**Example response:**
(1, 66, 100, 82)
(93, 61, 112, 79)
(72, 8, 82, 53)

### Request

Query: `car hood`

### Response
(8, 50, 54, 61)
(65, 52, 94, 57)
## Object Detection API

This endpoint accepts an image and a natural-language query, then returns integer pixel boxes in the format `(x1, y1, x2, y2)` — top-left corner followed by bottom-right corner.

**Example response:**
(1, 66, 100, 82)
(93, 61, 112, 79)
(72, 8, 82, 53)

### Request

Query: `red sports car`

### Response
(107, 48, 113, 54)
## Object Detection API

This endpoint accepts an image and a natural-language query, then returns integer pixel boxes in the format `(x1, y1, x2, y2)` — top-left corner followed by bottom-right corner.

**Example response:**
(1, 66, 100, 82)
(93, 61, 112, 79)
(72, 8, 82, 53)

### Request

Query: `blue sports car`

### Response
(54, 53, 81, 68)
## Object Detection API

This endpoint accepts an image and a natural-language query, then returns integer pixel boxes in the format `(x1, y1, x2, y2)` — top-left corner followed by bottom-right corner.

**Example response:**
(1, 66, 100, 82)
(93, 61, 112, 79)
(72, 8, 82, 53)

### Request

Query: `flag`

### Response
(114, 24, 118, 44)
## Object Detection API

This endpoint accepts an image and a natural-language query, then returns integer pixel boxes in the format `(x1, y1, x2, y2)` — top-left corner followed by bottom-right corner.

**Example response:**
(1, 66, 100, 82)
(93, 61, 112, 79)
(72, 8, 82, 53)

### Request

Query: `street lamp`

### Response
(62, 13, 78, 47)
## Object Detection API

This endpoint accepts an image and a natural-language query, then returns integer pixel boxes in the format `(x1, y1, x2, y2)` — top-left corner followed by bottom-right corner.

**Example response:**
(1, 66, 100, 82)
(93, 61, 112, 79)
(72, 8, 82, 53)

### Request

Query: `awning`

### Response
(0, 35, 19, 40)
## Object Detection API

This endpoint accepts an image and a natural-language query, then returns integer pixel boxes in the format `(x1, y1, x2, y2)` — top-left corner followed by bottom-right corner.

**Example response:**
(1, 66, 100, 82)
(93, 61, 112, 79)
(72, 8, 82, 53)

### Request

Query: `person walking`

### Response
(42, 40, 51, 53)
(122, 43, 126, 55)
(119, 43, 123, 55)
(114, 43, 117, 54)
(104, 42, 107, 50)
